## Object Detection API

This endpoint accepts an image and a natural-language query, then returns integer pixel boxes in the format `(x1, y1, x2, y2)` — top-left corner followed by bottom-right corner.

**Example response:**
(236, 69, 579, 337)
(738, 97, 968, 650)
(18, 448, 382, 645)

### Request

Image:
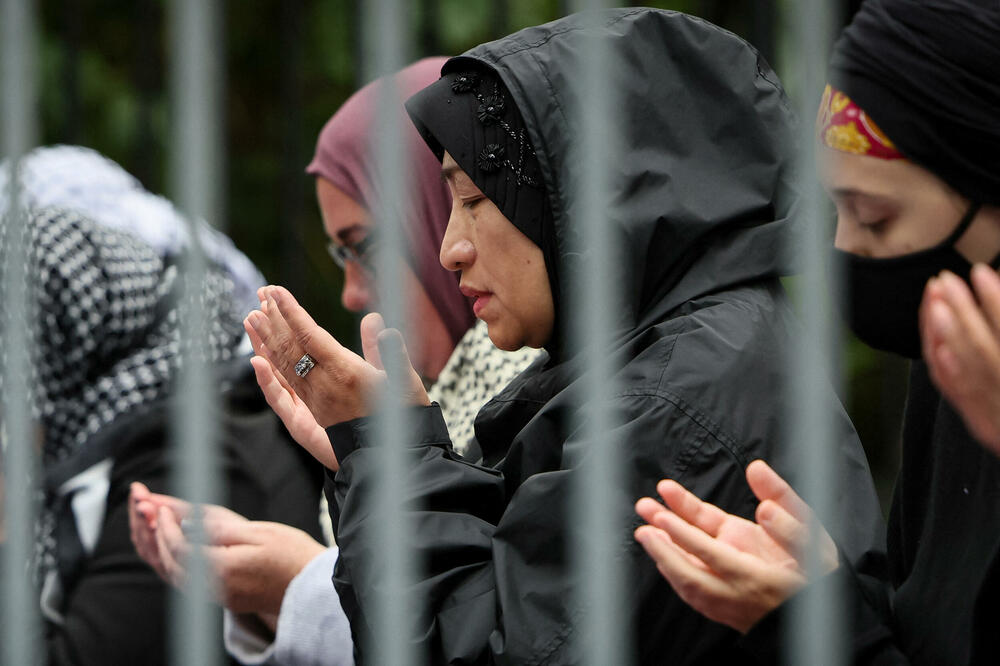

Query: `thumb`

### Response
(202, 516, 261, 548)
(377, 328, 429, 405)
(745, 460, 811, 523)
(360, 312, 387, 370)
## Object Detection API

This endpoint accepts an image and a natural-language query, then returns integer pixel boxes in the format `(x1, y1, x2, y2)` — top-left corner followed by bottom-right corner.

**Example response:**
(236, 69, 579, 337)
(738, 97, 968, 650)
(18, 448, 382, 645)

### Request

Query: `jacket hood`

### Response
(409, 8, 800, 340)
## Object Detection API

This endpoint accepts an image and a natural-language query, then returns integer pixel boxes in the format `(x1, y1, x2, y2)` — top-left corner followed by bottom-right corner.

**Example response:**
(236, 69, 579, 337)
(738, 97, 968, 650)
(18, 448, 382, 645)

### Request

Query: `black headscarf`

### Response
(407, 9, 799, 360)
(406, 67, 563, 353)
(829, 0, 1000, 205)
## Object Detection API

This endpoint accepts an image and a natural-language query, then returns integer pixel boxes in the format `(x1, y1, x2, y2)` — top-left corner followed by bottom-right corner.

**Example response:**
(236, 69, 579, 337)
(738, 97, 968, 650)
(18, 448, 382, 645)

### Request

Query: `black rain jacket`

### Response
(326, 8, 885, 665)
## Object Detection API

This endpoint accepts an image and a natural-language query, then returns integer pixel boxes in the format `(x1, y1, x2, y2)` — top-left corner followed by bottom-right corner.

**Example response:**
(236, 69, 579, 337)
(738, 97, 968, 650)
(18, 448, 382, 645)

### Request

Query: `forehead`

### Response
(817, 147, 936, 203)
(316, 177, 369, 239)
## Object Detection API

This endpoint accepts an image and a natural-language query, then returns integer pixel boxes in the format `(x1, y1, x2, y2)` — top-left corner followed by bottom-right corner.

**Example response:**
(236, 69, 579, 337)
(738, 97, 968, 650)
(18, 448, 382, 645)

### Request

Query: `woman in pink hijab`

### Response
(308, 57, 473, 382)
(129, 58, 538, 665)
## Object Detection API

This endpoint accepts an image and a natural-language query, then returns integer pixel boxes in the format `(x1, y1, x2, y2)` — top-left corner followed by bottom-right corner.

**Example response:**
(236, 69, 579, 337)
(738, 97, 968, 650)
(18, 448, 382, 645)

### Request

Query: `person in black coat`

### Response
(243, 8, 885, 664)
(635, 1, 1000, 664)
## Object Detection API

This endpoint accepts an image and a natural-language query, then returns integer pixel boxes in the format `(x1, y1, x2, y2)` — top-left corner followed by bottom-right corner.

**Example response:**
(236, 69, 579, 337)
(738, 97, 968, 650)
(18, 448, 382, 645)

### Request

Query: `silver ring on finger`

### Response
(294, 353, 317, 378)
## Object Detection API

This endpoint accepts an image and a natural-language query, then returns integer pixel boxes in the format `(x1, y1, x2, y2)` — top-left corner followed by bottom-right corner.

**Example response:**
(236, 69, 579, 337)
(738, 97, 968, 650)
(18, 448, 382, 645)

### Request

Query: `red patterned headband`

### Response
(816, 84, 904, 160)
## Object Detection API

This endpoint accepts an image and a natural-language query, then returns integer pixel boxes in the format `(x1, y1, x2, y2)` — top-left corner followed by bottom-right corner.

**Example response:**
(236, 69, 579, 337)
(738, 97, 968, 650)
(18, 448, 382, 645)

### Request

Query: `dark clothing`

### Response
(327, 283, 884, 664)
(43, 367, 324, 666)
(742, 363, 1000, 665)
(331, 8, 885, 664)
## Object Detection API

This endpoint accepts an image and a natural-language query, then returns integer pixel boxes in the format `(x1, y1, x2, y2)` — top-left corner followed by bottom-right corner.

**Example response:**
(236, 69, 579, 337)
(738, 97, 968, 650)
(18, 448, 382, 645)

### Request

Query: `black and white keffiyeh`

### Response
(0, 145, 265, 314)
(1, 206, 246, 606)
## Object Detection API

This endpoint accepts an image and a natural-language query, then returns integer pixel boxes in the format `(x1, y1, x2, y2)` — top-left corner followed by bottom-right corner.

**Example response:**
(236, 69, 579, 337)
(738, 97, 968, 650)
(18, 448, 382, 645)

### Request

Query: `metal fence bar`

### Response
(785, 0, 844, 665)
(1, 1, 41, 664)
(568, 4, 627, 665)
(167, 0, 224, 664)
(362, 0, 416, 664)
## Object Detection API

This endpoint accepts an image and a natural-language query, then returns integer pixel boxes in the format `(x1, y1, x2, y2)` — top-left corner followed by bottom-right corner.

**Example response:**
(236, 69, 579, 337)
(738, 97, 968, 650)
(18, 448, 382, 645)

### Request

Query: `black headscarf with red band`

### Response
(829, 0, 1000, 205)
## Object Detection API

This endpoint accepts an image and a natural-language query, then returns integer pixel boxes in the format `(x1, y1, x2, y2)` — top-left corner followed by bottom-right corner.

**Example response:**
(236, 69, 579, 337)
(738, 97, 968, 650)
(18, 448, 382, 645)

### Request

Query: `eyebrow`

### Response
(440, 164, 461, 183)
(829, 188, 894, 206)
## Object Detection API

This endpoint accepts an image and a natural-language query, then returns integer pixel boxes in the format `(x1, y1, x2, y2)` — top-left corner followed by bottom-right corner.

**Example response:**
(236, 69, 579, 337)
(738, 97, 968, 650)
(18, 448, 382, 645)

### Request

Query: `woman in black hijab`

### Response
(245, 8, 884, 663)
(636, 1, 1000, 664)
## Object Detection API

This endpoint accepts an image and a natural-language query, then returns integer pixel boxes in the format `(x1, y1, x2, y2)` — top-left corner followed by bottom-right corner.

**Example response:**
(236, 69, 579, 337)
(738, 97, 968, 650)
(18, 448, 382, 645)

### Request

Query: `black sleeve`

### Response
(326, 400, 773, 665)
(739, 548, 910, 665)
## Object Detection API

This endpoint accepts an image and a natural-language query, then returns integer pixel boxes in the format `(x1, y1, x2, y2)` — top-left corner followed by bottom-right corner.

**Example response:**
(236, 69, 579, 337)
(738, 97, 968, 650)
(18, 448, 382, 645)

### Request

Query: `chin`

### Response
(486, 325, 524, 352)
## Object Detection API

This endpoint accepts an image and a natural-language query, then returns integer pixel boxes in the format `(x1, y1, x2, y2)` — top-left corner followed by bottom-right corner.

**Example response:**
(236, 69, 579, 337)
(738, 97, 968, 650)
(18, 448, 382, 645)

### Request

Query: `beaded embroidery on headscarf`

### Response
(451, 72, 540, 188)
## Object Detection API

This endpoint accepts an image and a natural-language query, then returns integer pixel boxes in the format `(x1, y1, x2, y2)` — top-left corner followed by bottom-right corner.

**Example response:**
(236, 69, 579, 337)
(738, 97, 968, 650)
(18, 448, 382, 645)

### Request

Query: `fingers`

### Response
(634, 524, 726, 598)
(244, 317, 266, 357)
(246, 292, 304, 382)
(200, 503, 249, 525)
(936, 272, 1000, 363)
(653, 509, 747, 577)
(745, 460, 810, 523)
(923, 298, 962, 383)
(360, 313, 386, 370)
(155, 506, 191, 589)
(129, 484, 165, 576)
(201, 515, 259, 548)
(656, 479, 729, 538)
(146, 492, 193, 521)
(251, 355, 300, 423)
(635, 496, 667, 526)
(754, 499, 808, 557)
(267, 286, 345, 365)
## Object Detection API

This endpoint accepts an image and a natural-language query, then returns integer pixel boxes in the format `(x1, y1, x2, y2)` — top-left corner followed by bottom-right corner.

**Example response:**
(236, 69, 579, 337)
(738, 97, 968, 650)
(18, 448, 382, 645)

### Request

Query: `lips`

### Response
(460, 285, 493, 317)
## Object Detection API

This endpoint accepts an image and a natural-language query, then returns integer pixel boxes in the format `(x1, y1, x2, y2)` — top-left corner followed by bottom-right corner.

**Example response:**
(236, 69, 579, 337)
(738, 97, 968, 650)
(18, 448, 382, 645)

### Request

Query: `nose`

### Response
(341, 261, 373, 312)
(439, 207, 476, 272)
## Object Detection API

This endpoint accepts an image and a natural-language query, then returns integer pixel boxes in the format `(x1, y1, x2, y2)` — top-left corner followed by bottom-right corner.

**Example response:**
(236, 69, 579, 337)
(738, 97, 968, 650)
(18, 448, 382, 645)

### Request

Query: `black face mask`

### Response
(834, 201, 985, 360)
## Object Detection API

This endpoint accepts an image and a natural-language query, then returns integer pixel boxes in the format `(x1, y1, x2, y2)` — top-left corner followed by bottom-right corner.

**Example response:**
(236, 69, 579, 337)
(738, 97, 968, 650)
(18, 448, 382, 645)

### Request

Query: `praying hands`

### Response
(633, 460, 838, 634)
(921, 266, 1000, 456)
(243, 285, 429, 470)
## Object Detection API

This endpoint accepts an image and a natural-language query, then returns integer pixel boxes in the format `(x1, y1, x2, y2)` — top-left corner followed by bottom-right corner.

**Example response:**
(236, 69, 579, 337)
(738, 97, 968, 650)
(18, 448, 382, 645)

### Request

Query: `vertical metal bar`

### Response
(491, 0, 509, 38)
(280, 0, 305, 297)
(61, 0, 82, 144)
(419, 0, 441, 57)
(361, 0, 415, 664)
(168, 0, 224, 664)
(568, 3, 627, 665)
(785, 0, 844, 664)
(1, 0, 41, 664)
(751, 0, 777, 70)
(133, 0, 158, 190)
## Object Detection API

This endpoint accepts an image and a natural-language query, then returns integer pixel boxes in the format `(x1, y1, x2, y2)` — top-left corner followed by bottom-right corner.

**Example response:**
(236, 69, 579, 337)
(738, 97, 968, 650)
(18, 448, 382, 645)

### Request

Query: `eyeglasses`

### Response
(326, 231, 379, 272)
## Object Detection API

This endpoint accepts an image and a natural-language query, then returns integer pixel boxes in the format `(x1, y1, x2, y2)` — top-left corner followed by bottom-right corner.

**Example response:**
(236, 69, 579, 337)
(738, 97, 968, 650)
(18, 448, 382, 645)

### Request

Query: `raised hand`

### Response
(921, 266, 1000, 455)
(245, 298, 339, 469)
(633, 460, 837, 633)
(243, 286, 428, 430)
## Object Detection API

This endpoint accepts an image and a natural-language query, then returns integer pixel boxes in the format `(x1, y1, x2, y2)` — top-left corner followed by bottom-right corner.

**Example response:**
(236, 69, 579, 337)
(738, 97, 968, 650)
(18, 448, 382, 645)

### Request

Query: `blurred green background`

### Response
(31, 0, 906, 511)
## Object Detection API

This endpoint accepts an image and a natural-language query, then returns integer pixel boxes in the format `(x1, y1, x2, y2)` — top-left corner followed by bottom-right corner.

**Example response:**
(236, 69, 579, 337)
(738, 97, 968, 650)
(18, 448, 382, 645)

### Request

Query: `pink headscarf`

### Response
(306, 57, 474, 346)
